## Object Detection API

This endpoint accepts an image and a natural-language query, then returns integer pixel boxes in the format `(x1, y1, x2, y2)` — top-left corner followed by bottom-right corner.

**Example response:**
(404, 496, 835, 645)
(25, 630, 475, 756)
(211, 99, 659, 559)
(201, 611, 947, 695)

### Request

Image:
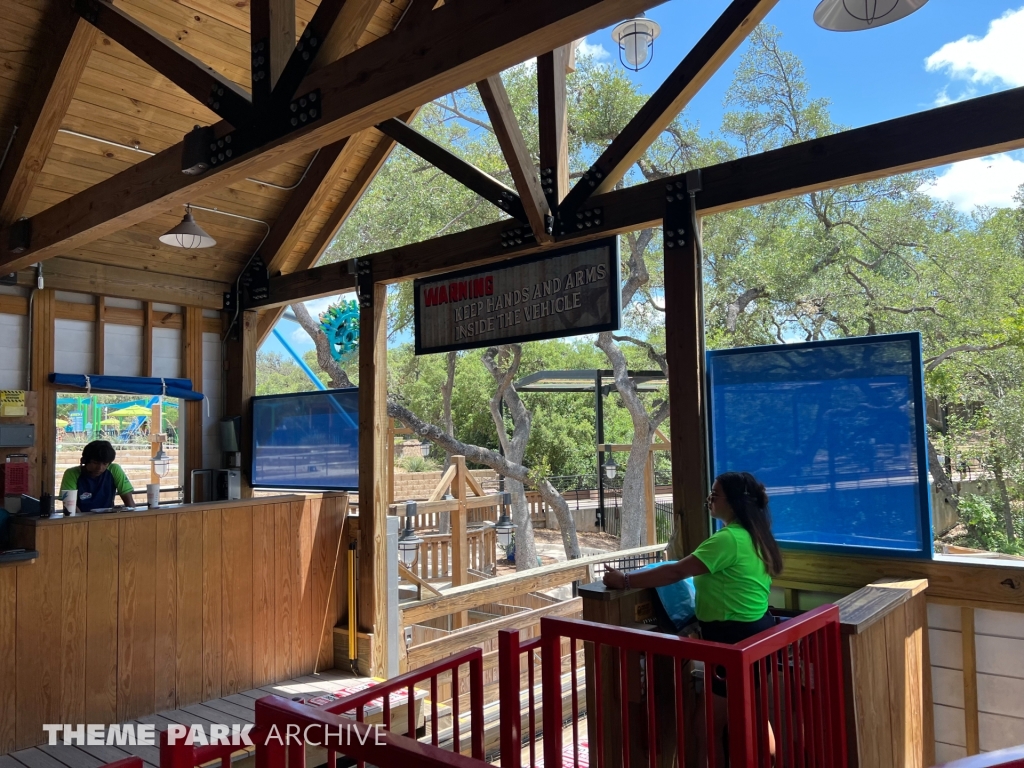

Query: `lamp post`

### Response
(493, 492, 516, 550)
(419, 441, 431, 458)
(398, 501, 424, 569)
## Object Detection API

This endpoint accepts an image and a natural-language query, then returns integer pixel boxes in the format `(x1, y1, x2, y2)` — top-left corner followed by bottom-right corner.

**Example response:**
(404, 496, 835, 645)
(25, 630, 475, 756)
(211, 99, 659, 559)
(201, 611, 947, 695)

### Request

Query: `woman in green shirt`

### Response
(603, 471, 783, 761)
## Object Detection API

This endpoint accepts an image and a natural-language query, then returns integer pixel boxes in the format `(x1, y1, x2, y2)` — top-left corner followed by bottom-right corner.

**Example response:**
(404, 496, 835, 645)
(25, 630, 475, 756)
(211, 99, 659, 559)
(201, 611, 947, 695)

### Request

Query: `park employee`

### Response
(59, 440, 135, 512)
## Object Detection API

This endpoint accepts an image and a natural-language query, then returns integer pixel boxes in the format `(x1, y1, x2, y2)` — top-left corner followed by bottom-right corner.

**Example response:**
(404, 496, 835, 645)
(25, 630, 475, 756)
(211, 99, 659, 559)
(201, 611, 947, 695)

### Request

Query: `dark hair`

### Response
(715, 471, 783, 577)
(81, 440, 116, 466)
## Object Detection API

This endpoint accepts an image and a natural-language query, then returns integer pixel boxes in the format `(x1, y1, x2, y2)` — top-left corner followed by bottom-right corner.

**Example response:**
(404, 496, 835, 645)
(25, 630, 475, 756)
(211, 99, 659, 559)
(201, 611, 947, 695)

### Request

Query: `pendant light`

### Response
(159, 204, 216, 249)
(813, 0, 929, 31)
(611, 13, 661, 71)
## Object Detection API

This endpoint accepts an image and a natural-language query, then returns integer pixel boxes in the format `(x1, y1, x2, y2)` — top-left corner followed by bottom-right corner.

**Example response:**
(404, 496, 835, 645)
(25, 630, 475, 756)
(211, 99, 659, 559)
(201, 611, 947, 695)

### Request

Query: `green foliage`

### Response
(955, 494, 1024, 556)
(255, 351, 328, 395)
(397, 455, 440, 473)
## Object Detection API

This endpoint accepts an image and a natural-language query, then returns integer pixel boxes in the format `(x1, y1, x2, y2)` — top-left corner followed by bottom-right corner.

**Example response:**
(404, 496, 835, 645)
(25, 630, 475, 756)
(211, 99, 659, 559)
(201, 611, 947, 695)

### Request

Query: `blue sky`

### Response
(262, 1, 1024, 359)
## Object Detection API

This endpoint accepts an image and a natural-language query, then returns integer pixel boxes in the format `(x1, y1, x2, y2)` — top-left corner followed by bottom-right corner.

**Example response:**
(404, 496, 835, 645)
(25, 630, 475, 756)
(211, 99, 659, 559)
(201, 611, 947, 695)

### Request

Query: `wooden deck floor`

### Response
(0, 669, 361, 768)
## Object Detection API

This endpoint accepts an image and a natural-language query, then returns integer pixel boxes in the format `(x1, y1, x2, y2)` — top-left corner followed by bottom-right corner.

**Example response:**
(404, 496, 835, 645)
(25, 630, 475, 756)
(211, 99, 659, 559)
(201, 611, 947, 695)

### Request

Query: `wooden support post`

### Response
(226, 311, 257, 498)
(142, 301, 153, 376)
(450, 456, 470, 628)
(95, 297, 106, 375)
(357, 282, 389, 677)
(251, 0, 297, 112)
(30, 289, 56, 497)
(182, 306, 204, 501)
(537, 46, 570, 205)
(663, 197, 709, 555)
(962, 606, 980, 755)
(149, 402, 162, 486)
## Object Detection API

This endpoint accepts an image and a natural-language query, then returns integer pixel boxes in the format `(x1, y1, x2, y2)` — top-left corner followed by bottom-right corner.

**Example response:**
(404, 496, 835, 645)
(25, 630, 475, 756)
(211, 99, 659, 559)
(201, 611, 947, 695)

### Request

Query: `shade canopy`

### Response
(813, 0, 929, 31)
(108, 405, 152, 418)
(100, 418, 121, 426)
(55, 419, 69, 427)
(49, 374, 204, 402)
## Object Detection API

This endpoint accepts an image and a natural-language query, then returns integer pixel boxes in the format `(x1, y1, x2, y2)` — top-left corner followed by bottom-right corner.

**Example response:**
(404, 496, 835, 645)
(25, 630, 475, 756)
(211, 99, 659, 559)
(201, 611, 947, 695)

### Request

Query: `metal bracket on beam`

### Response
(663, 185, 691, 253)
(498, 226, 536, 250)
(240, 253, 270, 303)
(251, 38, 269, 86)
(353, 258, 373, 308)
(8, 218, 30, 255)
(556, 206, 603, 236)
(284, 89, 322, 133)
(73, 0, 99, 24)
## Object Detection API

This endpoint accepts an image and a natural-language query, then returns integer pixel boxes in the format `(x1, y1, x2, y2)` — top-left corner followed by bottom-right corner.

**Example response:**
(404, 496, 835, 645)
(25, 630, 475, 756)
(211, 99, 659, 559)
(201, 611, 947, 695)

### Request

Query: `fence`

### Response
(403, 526, 498, 582)
(500, 605, 847, 768)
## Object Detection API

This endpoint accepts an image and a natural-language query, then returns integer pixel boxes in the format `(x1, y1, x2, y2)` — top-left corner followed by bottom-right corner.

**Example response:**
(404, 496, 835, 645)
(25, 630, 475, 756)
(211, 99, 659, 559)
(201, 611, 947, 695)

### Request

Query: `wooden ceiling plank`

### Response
(377, 116, 526, 222)
(477, 74, 552, 242)
(536, 46, 570, 205)
(396, 0, 439, 31)
(0, 4, 95, 227)
(244, 83, 1024, 305)
(75, 0, 253, 128)
(560, 0, 777, 215)
(251, 0, 297, 113)
(0, 0, 667, 272)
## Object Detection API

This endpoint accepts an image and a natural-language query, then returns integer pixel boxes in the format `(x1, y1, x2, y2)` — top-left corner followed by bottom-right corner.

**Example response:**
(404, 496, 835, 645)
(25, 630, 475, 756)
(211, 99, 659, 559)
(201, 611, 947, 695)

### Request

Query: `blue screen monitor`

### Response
(251, 389, 359, 491)
(707, 333, 932, 558)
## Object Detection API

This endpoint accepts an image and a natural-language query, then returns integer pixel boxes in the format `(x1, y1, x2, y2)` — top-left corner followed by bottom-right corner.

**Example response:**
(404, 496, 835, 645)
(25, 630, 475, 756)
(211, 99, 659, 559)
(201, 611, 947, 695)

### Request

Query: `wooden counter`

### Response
(0, 493, 350, 755)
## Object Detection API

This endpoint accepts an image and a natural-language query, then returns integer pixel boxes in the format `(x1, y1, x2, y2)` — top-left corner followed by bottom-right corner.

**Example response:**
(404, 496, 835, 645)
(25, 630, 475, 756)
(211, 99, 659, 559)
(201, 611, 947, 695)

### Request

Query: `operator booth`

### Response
(579, 332, 936, 768)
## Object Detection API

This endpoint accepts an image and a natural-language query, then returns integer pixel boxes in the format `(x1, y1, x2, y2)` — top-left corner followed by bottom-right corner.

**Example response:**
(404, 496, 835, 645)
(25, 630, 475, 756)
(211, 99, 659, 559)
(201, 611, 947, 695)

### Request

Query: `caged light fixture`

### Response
(159, 204, 216, 249)
(611, 13, 661, 72)
(813, 0, 929, 31)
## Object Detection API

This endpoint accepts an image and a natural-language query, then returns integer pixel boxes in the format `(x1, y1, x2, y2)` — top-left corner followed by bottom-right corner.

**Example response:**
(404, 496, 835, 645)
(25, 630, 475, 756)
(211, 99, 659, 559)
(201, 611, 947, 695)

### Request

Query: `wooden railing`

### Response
(404, 526, 497, 583)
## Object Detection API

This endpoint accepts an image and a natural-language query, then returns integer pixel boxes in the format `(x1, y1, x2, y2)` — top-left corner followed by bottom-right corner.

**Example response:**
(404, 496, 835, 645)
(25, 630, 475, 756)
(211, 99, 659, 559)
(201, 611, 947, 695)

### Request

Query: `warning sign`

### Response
(0, 391, 26, 418)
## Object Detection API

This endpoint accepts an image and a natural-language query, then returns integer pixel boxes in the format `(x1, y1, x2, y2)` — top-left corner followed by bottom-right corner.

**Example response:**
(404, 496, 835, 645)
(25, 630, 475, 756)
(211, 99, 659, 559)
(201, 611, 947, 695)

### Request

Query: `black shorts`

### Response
(699, 612, 775, 697)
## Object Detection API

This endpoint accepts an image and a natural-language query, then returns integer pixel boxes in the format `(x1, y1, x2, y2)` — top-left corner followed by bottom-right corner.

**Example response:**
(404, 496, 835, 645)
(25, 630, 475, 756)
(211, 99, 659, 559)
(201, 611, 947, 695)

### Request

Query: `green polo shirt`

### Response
(60, 464, 135, 495)
(692, 522, 771, 623)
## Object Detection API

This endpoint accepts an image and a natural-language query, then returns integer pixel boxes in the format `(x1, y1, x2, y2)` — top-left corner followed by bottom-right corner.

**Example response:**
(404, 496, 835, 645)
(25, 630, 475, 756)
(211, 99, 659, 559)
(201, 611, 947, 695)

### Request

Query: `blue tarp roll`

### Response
(48, 373, 204, 402)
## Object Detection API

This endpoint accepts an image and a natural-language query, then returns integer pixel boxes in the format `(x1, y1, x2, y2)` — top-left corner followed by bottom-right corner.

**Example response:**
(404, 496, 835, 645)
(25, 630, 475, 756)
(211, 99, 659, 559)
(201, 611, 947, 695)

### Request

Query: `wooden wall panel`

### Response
(16, 525, 63, 749)
(84, 520, 119, 724)
(312, 496, 340, 670)
(154, 515, 177, 711)
(202, 510, 223, 700)
(0, 568, 16, 753)
(274, 502, 296, 680)
(117, 517, 157, 721)
(175, 511, 204, 707)
(60, 523, 88, 724)
(221, 507, 253, 693)
(298, 498, 315, 672)
(251, 504, 275, 687)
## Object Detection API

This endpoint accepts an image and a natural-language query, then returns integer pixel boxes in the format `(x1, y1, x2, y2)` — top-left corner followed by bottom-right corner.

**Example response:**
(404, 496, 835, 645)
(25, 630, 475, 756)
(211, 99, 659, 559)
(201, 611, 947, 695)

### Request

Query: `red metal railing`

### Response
(522, 604, 846, 768)
(934, 747, 1024, 768)
(159, 726, 259, 768)
(499, 631, 544, 768)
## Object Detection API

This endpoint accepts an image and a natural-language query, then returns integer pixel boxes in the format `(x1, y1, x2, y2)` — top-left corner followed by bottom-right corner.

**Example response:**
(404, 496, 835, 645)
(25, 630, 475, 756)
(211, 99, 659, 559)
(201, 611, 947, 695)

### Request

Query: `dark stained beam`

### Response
(0, 0, 664, 273)
(0, 7, 95, 227)
(477, 75, 552, 241)
(74, 0, 252, 129)
(249, 83, 1024, 304)
(397, 0, 440, 30)
(536, 46, 570, 206)
(313, 0, 384, 68)
(377, 117, 528, 222)
(251, 0, 296, 113)
(256, 110, 418, 345)
(560, 0, 777, 215)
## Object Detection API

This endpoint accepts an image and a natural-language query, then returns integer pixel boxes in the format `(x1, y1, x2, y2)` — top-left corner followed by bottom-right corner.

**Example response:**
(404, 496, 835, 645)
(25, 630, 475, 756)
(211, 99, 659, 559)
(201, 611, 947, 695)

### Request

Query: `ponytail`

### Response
(716, 471, 784, 577)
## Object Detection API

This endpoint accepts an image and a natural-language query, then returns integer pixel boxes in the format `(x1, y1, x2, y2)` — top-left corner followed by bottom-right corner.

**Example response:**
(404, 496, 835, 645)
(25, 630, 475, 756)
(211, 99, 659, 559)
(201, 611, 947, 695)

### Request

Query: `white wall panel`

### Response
(932, 666, 965, 709)
(979, 673, 1024, 719)
(976, 609, 1024, 640)
(54, 319, 94, 375)
(105, 297, 142, 310)
(152, 303, 182, 314)
(934, 704, 968, 747)
(934, 742, 967, 764)
(55, 291, 92, 304)
(152, 327, 181, 379)
(105, 325, 143, 377)
(929, 603, 962, 631)
(930, 628, 964, 670)
(980, 712, 1024, 752)
(202, 333, 223, 469)
(0, 313, 27, 389)
(976, 636, 1024, 678)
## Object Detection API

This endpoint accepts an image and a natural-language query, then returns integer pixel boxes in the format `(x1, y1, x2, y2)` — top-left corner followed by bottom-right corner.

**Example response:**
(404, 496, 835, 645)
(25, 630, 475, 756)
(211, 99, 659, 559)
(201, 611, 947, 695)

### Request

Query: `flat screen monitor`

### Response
(707, 333, 932, 558)
(251, 389, 359, 491)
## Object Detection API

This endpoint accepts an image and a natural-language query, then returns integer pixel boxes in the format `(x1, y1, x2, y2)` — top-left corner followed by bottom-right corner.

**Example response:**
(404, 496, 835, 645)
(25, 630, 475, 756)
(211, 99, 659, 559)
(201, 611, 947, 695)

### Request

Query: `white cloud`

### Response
(924, 154, 1024, 212)
(925, 7, 1024, 97)
(577, 37, 611, 61)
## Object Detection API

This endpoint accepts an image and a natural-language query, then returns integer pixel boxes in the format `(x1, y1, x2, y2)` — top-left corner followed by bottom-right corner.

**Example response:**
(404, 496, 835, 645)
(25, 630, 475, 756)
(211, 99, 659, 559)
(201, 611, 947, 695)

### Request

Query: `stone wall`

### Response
(393, 468, 497, 501)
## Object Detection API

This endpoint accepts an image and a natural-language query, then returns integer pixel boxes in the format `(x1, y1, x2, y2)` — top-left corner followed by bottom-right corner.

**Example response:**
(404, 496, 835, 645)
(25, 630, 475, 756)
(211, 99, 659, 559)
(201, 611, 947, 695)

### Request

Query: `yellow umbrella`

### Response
(108, 404, 152, 418)
(100, 418, 120, 426)
(55, 418, 69, 427)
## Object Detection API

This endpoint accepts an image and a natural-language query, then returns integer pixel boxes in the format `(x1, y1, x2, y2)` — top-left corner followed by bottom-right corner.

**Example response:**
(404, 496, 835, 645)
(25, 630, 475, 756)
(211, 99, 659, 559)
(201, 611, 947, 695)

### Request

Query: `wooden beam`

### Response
(183, 307, 205, 502)
(95, 297, 106, 375)
(16, 259, 227, 309)
(962, 606, 980, 755)
(251, 0, 297, 112)
(0, 0, 662, 272)
(142, 301, 154, 376)
(397, 0, 442, 30)
(477, 75, 552, 241)
(664, 200, 708, 555)
(536, 46, 570, 205)
(255, 114, 417, 345)
(273, 0, 380, 107)
(357, 283, 389, 677)
(561, 0, 777, 213)
(225, 311, 257, 498)
(377, 118, 526, 221)
(74, 0, 252, 128)
(0, 7, 95, 227)
(247, 84, 1024, 303)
